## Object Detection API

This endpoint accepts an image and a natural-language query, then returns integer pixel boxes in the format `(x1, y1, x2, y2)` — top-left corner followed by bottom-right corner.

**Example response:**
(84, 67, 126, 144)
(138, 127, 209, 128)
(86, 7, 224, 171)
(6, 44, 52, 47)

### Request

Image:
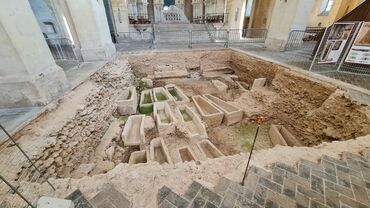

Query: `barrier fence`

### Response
(116, 28, 268, 48)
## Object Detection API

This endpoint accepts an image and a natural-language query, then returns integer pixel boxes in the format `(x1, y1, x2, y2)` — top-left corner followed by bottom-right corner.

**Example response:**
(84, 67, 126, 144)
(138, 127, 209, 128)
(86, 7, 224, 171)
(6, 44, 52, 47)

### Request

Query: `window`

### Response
(319, 0, 334, 16)
(43, 22, 57, 34)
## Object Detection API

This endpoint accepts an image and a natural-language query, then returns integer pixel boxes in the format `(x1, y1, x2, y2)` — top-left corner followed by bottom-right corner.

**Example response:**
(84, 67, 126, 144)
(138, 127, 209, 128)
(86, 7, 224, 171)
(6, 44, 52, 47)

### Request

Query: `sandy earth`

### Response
(1, 49, 370, 207)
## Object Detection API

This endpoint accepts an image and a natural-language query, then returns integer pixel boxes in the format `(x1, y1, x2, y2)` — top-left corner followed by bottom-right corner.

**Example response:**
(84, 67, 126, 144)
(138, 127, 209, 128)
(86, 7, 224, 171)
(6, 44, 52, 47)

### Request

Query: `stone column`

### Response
(265, 0, 314, 51)
(153, 0, 164, 23)
(0, 0, 69, 108)
(65, 0, 116, 61)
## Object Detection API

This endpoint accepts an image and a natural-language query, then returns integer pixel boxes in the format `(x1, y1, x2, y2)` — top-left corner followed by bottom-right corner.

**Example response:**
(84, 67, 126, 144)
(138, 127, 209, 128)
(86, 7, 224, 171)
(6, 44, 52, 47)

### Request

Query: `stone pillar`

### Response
(153, 0, 164, 23)
(147, 0, 155, 23)
(265, 0, 314, 51)
(65, 0, 116, 61)
(0, 0, 69, 108)
(110, 0, 130, 32)
(192, 0, 203, 19)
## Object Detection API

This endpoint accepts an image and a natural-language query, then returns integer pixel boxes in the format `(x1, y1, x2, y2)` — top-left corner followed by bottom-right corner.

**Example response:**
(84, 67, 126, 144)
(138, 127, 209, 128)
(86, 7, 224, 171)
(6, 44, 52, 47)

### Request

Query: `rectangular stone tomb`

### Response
(203, 94, 243, 126)
(251, 78, 266, 91)
(197, 140, 224, 159)
(129, 150, 149, 164)
(150, 137, 172, 165)
(139, 89, 154, 114)
(177, 146, 198, 162)
(165, 84, 190, 104)
(153, 102, 176, 135)
(154, 65, 188, 79)
(116, 86, 138, 115)
(192, 95, 224, 127)
(212, 80, 228, 92)
(175, 106, 207, 139)
(153, 87, 173, 102)
(121, 115, 145, 146)
(269, 125, 303, 147)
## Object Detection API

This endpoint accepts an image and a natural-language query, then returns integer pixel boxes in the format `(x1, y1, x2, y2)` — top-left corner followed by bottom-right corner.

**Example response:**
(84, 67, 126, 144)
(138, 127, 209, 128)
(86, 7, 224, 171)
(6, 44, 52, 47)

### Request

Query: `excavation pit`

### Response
(9, 49, 370, 185)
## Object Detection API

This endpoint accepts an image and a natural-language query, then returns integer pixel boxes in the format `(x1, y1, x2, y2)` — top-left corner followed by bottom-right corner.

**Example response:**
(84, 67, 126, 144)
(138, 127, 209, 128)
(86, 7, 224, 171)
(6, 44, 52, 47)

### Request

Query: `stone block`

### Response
(153, 102, 176, 135)
(177, 146, 198, 162)
(165, 84, 190, 104)
(128, 150, 149, 164)
(211, 80, 228, 92)
(37, 197, 74, 208)
(203, 94, 243, 126)
(154, 65, 188, 79)
(269, 125, 303, 147)
(192, 95, 224, 127)
(116, 87, 138, 115)
(139, 89, 154, 114)
(175, 106, 208, 139)
(251, 78, 266, 91)
(150, 137, 173, 165)
(197, 140, 223, 159)
(121, 115, 145, 146)
(153, 87, 174, 103)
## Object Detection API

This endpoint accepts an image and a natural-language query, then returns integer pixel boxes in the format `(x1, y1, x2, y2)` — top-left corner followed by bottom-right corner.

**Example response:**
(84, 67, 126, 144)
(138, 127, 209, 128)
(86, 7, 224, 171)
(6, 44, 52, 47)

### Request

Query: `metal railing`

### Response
(116, 31, 154, 43)
(206, 13, 228, 23)
(116, 28, 268, 49)
(285, 28, 325, 51)
(128, 13, 150, 24)
(45, 38, 78, 61)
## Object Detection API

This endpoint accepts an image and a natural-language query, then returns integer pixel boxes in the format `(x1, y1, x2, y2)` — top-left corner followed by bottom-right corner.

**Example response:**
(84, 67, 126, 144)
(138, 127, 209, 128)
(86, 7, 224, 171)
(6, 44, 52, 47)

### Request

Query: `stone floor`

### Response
(158, 152, 370, 208)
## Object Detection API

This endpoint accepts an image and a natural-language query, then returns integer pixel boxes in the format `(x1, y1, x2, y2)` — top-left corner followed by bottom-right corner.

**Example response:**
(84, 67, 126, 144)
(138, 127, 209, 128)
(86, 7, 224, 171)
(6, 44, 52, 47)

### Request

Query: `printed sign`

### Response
(319, 23, 354, 64)
(345, 22, 370, 65)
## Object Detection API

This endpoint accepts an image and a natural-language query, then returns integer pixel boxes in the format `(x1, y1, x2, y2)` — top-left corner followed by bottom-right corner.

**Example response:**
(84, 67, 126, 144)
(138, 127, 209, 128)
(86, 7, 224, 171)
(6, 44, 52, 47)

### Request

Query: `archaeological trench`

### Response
(0, 49, 370, 207)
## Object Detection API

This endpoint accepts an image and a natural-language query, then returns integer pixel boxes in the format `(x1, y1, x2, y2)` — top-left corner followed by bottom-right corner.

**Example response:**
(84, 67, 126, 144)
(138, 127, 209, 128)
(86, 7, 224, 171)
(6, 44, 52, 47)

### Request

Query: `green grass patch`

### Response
(235, 124, 270, 152)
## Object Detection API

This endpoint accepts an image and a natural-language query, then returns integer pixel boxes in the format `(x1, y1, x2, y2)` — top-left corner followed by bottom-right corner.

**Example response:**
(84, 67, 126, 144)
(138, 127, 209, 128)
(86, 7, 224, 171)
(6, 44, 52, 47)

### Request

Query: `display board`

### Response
(345, 22, 370, 65)
(319, 23, 354, 64)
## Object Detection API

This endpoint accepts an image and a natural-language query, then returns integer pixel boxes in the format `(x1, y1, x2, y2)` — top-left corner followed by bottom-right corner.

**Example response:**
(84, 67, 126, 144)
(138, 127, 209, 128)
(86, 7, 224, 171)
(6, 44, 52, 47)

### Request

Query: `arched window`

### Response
(43, 21, 57, 34)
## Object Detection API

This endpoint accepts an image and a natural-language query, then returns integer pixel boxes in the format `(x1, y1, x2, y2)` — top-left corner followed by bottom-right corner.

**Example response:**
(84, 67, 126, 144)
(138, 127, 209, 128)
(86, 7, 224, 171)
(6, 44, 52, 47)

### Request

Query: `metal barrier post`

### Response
(0, 174, 36, 208)
(241, 116, 264, 186)
(309, 27, 328, 72)
(0, 124, 56, 191)
(225, 29, 230, 48)
(188, 30, 192, 48)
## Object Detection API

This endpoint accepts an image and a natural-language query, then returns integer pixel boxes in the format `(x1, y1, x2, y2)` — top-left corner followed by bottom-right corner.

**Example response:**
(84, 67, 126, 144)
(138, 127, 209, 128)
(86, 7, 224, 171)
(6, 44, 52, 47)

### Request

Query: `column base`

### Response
(0, 65, 69, 108)
(81, 43, 116, 62)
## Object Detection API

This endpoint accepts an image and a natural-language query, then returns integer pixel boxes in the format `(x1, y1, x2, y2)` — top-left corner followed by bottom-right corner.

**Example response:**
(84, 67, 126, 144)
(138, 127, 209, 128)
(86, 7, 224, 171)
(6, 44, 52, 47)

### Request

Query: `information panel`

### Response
(319, 23, 354, 64)
(345, 22, 370, 65)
